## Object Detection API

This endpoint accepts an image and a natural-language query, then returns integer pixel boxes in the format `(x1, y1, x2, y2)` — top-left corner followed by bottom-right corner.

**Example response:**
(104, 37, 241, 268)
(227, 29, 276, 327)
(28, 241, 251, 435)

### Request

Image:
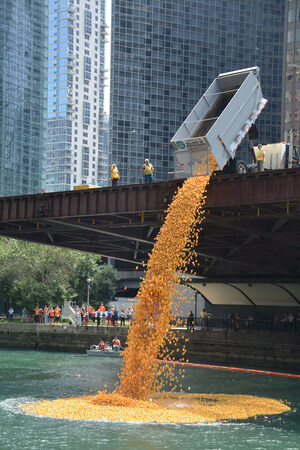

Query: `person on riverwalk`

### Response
(49, 307, 55, 324)
(200, 309, 207, 331)
(110, 164, 120, 187)
(235, 312, 240, 331)
(8, 307, 14, 322)
(96, 308, 101, 326)
(88, 304, 93, 321)
(107, 308, 113, 326)
(120, 305, 126, 326)
(44, 307, 50, 325)
(34, 307, 40, 323)
(207, 311, 213, 331)
(21, 307, 28, 323)
(187, 311, 194, 330)
(75, 307, 81, 326)
(141, 158, 154, 183)
(112, 306, 119, 326)
(39, 307, 43, 324)
(99, 303, 106, 324)
(55, 306, 61, 323)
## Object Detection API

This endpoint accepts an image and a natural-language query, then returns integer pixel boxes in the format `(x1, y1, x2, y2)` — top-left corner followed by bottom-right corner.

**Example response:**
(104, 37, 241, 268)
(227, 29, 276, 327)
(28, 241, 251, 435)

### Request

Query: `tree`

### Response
(0, 238, 119, 315)
(89, 264, 120, 307)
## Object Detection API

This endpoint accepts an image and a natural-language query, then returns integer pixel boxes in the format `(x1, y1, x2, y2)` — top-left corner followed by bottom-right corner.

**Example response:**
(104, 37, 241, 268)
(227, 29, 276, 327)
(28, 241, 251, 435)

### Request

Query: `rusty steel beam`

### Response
(0, 168, 299, 222)
(0, 181, 179, 222)
(0, 169, 299, 278)
(205, 168, 300, 208)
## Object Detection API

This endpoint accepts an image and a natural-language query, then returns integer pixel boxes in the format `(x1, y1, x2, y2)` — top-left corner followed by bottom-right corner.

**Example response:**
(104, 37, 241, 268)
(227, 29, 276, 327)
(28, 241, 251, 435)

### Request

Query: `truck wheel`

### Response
(236, 161, 248, 174)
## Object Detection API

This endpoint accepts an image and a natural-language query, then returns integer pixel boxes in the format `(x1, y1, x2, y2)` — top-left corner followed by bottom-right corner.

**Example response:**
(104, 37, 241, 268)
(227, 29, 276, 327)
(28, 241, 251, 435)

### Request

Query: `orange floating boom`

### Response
(159, 360, 300, 379)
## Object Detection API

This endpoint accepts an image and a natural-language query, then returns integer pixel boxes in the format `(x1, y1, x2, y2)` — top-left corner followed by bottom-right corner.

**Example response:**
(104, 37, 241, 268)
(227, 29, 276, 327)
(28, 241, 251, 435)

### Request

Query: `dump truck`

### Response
(253, 142, 300, 170)
(170, 67, 267, 178)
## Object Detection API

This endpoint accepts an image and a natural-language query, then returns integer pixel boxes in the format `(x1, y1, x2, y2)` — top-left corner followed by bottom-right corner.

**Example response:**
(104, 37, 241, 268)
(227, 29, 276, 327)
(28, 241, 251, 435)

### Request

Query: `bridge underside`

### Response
(0, 169, 299, 280)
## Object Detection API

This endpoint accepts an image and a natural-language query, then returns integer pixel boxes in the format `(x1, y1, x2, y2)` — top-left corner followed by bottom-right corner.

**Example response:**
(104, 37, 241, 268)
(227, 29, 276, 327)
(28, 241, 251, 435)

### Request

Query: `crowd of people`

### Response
(273, 312, 298, 330)
(17, 306, 62, 324)
(6, 303, 135, 327)
(6, 304, 300, 333)
(75, 303, 134, 326)
(226, 311, 299, 332)
(185, 309, 300, 333)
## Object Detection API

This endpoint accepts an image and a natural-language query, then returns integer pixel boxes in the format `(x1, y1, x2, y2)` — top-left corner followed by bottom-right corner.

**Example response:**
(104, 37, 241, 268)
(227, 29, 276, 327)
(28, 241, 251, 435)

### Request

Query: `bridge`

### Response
(0, 168, 299, 279)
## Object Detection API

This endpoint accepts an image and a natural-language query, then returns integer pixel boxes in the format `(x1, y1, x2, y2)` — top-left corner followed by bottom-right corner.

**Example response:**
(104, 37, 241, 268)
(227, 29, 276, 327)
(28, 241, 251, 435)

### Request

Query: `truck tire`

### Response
(236, 160, 248, 174)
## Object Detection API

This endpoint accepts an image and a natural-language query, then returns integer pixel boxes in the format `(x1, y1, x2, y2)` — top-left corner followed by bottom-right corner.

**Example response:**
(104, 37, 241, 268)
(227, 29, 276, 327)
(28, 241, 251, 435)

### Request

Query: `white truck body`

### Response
(170, 67, 267, 178)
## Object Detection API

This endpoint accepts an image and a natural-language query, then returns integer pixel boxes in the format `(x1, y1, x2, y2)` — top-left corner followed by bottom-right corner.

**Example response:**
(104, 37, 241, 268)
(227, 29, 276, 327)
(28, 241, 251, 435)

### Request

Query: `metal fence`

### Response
(174, 316, 300, 334)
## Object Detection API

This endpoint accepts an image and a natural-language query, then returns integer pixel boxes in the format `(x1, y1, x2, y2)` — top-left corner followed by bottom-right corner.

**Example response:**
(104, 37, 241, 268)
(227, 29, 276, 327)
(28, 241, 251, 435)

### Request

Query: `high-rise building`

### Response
(109, 0, 285, 184)
(0, 0, 48, 196)
(46, 0, 108, 192)
(282, 0, 300, 149)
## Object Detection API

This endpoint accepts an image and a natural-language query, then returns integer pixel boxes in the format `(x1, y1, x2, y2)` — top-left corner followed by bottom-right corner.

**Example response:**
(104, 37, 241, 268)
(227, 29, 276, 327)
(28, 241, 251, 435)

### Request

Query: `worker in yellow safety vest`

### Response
(110, 164, 120, 186)
(141, 158, 154, 183)
(257, 144, 265, 172)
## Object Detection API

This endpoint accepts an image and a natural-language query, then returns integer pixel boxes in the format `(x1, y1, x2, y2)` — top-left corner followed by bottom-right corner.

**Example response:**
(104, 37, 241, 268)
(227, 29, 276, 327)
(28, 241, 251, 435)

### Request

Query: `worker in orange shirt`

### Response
(88, 304, 93, 322)
(99, 303, 105, 324)
(34, 307, 40, 324)
(55, 306, 61, 323)
(49, 307, 54, 324)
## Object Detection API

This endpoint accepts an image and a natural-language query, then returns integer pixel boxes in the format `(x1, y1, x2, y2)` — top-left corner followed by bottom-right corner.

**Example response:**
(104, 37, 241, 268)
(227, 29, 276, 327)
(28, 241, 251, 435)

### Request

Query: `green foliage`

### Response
(90, 264, 120, 307)
(0, 238, 119, 313)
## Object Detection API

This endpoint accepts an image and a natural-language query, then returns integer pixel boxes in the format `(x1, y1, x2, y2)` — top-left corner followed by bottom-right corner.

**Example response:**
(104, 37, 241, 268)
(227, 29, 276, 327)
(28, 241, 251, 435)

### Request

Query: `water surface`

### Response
(0, 349, 299, 449)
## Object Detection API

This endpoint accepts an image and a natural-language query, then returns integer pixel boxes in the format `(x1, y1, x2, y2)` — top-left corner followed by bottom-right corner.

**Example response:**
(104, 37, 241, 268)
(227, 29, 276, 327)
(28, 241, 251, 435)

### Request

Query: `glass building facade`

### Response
(46, 0, 108, 192)
(282, 0, 300, 149)
(0, 0, 48, 196)
(110, 0, 285, 184)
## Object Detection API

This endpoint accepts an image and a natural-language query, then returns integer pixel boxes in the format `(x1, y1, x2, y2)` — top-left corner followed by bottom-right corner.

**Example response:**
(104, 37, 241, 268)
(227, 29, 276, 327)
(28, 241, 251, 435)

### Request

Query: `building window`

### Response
(85, 10, 92, 34)
(83, 101, 90, 124)
(84, 56, 92, 79)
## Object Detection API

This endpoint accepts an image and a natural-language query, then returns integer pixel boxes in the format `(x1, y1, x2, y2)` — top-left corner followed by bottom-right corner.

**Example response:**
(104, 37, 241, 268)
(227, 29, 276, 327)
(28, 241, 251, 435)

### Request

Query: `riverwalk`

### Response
(0, 322, 299, 371)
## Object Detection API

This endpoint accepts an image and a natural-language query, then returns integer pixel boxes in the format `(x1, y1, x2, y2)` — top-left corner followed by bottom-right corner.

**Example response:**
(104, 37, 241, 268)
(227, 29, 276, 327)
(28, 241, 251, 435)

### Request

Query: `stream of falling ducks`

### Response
(20, 154, 291, 423)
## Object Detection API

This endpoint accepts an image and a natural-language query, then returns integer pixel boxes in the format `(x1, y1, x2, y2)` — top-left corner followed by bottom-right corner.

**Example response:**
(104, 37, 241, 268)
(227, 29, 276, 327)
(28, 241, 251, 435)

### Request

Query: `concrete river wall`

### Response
(0, 323, 299, 371)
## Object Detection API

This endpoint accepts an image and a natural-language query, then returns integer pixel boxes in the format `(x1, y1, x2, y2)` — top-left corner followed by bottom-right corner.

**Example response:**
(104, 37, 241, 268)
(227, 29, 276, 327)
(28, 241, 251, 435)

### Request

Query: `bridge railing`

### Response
(171, 316, 299, 334)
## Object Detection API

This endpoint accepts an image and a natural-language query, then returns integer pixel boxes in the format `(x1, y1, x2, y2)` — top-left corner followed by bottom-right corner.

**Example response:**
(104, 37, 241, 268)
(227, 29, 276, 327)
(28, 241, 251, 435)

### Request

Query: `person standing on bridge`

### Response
(110, 164, 120, 187)
(257, 144, 265, 172)
(141, 158, 154, 183)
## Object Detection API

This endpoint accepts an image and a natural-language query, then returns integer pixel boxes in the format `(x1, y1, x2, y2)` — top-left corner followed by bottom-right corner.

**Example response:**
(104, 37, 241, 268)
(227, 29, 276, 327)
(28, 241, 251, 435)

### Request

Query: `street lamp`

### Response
(127, 129, 136, 184)
(87, 278, 91, 311)
(287, 63, 300, 168)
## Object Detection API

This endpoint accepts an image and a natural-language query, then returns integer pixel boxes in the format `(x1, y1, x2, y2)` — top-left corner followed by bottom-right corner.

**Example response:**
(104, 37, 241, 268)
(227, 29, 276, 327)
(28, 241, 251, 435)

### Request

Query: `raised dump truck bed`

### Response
(170, 67, 267, 178)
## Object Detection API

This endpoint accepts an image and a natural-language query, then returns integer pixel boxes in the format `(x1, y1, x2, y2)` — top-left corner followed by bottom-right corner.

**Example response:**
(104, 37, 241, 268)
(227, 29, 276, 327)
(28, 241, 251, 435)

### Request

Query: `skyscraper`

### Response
(109, 0, 285, 184)
(46, 0, 108, 192)
(282, 0, 300, 149)
(0, 0, 48, 196)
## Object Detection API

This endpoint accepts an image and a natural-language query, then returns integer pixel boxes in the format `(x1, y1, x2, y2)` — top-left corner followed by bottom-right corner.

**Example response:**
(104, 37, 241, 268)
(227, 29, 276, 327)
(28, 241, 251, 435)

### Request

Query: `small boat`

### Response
(86, 344, 124, 357)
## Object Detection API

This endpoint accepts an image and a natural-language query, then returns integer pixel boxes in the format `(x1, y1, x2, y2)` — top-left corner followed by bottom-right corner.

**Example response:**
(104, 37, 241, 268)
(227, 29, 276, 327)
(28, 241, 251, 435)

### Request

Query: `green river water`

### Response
(0, 349, 299, 450)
